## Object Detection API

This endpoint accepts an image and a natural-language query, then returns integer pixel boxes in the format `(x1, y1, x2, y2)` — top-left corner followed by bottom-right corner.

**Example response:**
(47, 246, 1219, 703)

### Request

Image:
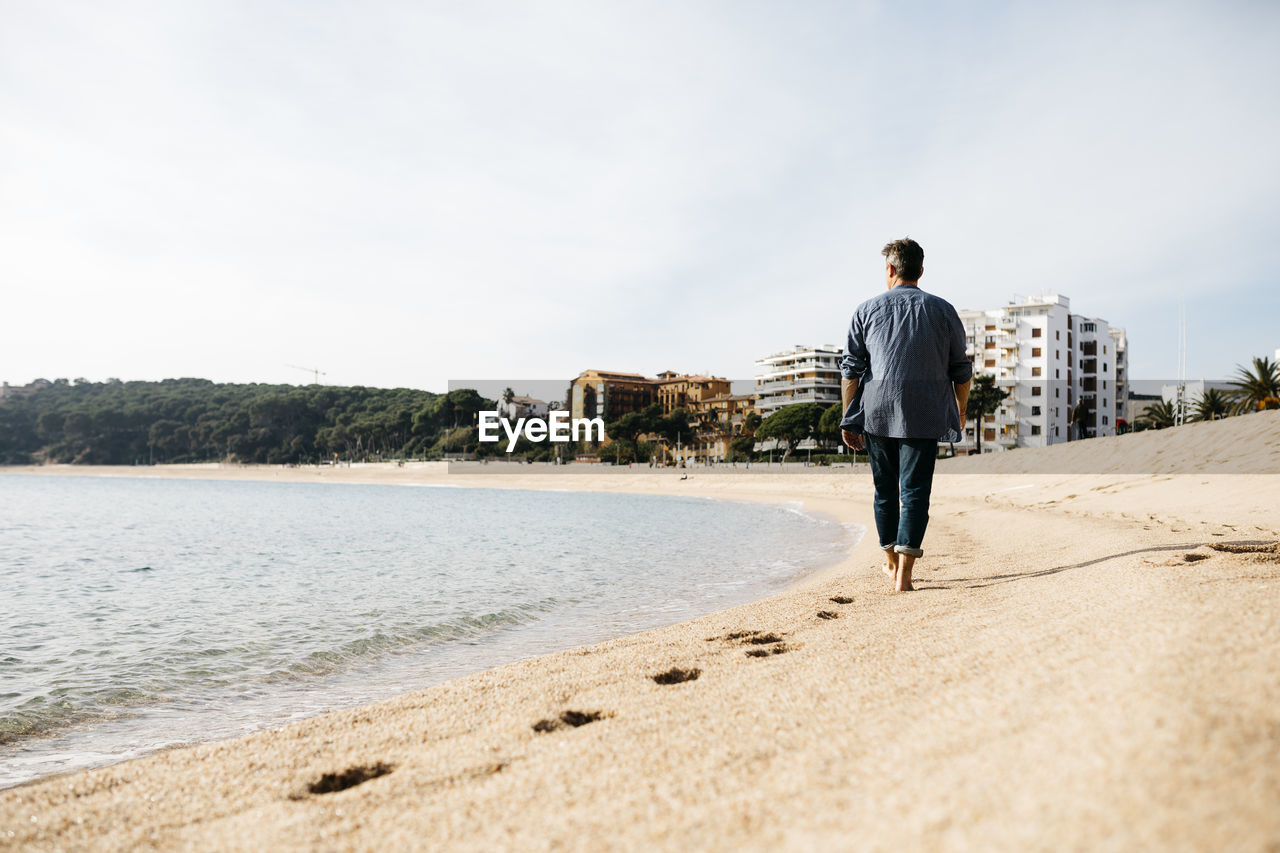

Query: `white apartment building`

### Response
(754, 345, 843, 417)
(497, 394, 548, 421)
(957, 294, 1126, 452)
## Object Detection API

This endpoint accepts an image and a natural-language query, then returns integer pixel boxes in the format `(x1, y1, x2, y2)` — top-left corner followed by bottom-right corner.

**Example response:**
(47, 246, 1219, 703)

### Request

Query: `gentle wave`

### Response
(0, 475, 855, 787)
(0, 597, 563, 746)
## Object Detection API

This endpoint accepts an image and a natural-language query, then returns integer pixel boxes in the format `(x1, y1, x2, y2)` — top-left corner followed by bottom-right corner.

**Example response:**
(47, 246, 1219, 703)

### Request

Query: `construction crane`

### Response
(286, 364, 328, 385)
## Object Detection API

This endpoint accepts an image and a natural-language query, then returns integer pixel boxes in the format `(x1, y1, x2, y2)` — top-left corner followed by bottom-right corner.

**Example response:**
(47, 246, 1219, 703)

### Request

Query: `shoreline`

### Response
(2, 438, 1279, 849)
(0, 470, 862, 791)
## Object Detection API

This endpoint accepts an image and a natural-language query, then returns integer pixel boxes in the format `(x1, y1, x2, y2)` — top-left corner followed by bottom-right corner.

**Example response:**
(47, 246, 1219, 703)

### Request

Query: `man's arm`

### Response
(954, 378, 971, 424)
(841, 377, 862, 450)
(840, 311, 867, 452)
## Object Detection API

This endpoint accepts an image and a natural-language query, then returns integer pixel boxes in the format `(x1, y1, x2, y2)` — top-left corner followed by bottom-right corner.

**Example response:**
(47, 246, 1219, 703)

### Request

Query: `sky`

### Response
(3, 0, 1278, 392)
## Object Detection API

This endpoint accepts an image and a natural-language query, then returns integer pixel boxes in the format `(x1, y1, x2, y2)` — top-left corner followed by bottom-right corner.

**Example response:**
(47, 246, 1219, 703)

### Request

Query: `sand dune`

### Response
(2, 413, 1278, 851)
(941, 408, 1280, 474)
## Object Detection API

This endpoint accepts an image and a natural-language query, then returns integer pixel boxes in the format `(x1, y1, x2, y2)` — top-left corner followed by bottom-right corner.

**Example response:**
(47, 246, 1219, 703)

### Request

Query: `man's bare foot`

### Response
(895, 555, 916, 592)
(882, 551, 899, 579)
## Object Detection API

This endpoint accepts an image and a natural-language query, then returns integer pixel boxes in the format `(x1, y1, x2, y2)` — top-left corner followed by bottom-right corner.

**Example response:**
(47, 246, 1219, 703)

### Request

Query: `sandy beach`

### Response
(2, 411, 1279, 851)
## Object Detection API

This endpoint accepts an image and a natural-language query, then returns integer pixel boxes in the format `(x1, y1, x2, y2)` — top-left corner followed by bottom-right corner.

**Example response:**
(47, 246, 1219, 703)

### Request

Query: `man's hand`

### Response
(842, 429, 863, 452)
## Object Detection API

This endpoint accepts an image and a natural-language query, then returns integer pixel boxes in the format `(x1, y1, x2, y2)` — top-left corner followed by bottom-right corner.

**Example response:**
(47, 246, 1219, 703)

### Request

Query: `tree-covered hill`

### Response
(0, 378, 493, 465)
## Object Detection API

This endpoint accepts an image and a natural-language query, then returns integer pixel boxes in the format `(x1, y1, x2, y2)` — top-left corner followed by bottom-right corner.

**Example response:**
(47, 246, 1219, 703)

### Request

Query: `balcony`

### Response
(780, 391, 840, 405)
(756, 380, 840, 395)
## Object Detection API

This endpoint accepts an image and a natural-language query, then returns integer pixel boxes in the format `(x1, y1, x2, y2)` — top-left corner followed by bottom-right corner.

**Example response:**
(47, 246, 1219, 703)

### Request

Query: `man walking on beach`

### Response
(841, 238, 972, 591)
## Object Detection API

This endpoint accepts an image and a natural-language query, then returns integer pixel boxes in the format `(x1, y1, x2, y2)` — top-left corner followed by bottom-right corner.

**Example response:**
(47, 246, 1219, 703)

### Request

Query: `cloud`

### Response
(1, 1, 1276, 388)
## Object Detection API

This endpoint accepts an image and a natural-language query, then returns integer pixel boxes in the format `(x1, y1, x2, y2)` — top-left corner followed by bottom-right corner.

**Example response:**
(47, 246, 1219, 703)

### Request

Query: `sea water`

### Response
(0, 474, 856, 788)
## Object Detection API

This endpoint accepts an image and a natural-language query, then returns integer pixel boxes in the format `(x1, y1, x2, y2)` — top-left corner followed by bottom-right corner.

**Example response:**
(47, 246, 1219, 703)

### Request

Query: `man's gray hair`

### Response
(882, 237, 924, 282)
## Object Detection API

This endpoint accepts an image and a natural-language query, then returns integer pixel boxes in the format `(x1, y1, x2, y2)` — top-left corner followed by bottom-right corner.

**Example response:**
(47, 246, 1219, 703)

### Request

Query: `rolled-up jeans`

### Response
(864, 433, 938, 558)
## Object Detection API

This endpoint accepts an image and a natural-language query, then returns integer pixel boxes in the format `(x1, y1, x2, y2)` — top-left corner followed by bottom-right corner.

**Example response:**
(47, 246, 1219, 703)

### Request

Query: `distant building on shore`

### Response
(569, 369, 741, 422)
(957, 294, 1127, 451)
(0, 379, 52, 401)
(753, 345, 843, 418)
(569, 370, 656, 422)
(497, 394, 548, 421)
(567, 369, 757, 463)
(654, 371, 731, 414)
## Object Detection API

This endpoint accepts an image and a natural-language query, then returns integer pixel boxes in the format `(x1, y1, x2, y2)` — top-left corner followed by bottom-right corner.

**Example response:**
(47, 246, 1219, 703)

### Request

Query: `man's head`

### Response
(882, 237, 924, 286)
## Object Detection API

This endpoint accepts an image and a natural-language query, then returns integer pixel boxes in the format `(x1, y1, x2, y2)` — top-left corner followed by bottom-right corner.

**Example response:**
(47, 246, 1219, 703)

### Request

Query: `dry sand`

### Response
(2, 412, 1279, 851)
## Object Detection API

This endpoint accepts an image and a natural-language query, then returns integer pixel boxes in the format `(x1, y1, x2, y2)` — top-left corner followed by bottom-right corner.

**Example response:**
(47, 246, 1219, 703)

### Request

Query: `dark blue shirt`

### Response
(840, 284, 973, 442)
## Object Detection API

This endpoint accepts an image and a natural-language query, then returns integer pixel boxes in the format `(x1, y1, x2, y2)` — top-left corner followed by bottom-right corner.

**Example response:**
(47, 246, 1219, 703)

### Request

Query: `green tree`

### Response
(607, 409, 658, 443)
(1192, 388, 1235, 422)
(1227, 356, 1280, 412)
(1136, 399, 1176, 430)
(755, 403, 823, 461)
(965, 375, 1009, 454)
(817, 402, 844, 446)
(658, 407, 695, 446)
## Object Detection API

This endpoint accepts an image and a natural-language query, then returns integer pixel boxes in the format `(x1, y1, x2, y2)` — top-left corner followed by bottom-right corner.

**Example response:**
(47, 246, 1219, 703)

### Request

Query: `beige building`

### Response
(568, 369, 757, 463)
(654, 372, 732, 415)
(569, 370, 655, 422)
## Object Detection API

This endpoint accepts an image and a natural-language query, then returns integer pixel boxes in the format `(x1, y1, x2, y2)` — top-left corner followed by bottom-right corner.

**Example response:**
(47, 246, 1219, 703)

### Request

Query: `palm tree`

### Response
(1227, 357, 1280, 411)
(1192, 388, 1236, 422)
(1136, 399, 1176, 430)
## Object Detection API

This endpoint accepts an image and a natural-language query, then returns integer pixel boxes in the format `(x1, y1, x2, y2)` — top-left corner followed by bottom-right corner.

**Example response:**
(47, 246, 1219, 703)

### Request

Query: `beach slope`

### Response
(2, 412, 1279, 850)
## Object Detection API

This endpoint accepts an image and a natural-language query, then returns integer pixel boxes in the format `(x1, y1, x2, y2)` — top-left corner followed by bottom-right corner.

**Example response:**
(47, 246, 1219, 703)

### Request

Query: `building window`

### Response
(1055, 350, 1060, 359)
(1055, 426, 1059, 437)
(1103, 345, 1107, 354)
(1103, 415, 1109, 425)
(1056, 330, 1060, 340)
(1031, 425, 1041, 435)
(1032, 386, 1042, 396)
(1102, 380, 1107, 389)
(1032, 347, 1042, 357)
(1055, 369, 1060, 378)
(1032, 327, 1043, 338)
(1032, 406, 1041, 416)
(1055, 388, 1060, 398)
(1032, 367, 1042, 377)
(1081, 322, 1096, 332)
(985, 359, 995, 368)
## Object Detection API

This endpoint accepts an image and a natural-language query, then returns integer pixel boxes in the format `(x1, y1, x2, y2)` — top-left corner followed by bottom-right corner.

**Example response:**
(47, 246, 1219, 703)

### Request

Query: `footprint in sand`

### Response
(829, 596, 854, 604)
(652, 667, 700, 685)
(532, 710, 608, 733)
(816, 611, 838, 620)
(708, 629, 791, 657)
(302, 762, 394, 796)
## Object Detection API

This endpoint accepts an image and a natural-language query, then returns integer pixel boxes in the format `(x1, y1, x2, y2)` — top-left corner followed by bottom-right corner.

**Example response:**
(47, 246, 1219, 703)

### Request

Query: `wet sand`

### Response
(2, 412, 1279, 850)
